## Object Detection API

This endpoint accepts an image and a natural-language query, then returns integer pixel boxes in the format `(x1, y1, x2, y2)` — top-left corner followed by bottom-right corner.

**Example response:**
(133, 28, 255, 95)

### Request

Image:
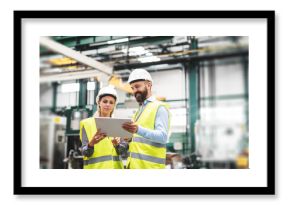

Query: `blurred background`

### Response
(39, 36, 249, 169)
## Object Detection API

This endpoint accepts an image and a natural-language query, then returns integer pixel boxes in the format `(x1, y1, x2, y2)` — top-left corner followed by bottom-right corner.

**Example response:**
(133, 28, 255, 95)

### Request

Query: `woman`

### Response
(80, 86, 124, 169)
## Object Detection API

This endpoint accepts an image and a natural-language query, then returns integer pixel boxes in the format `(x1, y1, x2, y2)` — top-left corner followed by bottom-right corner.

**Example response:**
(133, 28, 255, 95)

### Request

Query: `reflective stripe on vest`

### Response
(129, 152, 165, 164)
(132, 136, 166, 148)
(83, 155, 121, 166)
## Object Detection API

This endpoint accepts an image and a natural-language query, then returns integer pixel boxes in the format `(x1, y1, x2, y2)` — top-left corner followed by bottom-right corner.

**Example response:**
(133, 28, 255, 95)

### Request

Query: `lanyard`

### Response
(134, 103, 148, 122)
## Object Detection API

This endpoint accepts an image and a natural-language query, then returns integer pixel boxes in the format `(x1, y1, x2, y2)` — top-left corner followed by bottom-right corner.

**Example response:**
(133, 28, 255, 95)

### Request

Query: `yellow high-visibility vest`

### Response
(126, 100, 170, 169)
(80, 117, 124, 169)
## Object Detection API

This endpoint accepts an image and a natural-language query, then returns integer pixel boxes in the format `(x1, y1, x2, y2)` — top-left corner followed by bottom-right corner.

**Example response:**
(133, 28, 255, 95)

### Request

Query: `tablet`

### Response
(94, 117, 133, 138)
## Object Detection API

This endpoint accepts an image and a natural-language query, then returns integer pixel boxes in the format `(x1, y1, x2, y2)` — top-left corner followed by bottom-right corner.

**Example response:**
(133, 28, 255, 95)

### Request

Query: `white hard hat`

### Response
(127, 69, 153, 84)
(96, 86, 118, 103)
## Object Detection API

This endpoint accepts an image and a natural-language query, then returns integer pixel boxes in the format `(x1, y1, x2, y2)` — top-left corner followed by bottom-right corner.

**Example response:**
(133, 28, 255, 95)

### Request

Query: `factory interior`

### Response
(39, 36, 249, 169)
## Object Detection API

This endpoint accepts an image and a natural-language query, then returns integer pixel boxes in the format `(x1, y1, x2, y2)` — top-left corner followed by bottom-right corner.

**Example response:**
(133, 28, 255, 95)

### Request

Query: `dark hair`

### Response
(98, 94, 117, 102)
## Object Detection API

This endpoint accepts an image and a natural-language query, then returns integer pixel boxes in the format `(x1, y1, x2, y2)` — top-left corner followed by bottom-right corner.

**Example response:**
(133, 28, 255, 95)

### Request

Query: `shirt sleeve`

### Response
(136, 105, 169, 144)
(115, 138, 129, 155)
(81, 127, 94, 157)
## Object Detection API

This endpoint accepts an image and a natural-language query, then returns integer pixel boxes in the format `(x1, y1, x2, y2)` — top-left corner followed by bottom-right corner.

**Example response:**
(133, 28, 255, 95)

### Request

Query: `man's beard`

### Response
(134, 88, 148, 104)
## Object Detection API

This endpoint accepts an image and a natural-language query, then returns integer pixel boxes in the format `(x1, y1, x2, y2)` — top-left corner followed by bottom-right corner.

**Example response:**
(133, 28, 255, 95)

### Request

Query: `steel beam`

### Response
(40, 70, 105, 83)
(93, 81, 100, 115)
(51, 82, 58, 113)
(78, 79, 87, 107)
(40, 37, 113, 76)
(188, 38, 199, 153)
(242, 56, 249, 138)
(41, 36, 174, 56)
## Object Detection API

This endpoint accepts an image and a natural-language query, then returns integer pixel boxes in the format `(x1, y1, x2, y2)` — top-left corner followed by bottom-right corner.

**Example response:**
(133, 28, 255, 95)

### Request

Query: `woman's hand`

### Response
(123, 136, 132, 142)
(88, 129, 107, 147)
(111, 137, 121, 147)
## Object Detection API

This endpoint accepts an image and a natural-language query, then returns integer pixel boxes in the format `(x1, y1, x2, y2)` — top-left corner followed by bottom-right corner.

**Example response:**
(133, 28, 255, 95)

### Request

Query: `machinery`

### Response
(195, 121, 248, 169)
(40, 115, 66, 169)
(62, 108, 91, 169)
(40, 108, 92, 169)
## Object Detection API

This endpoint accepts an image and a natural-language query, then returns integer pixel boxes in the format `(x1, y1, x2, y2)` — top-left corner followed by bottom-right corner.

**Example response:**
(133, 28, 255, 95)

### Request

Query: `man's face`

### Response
(130, 81, 150, 104)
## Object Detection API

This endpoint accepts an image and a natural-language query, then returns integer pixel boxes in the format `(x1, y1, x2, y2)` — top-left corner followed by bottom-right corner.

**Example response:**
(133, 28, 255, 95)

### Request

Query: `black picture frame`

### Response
(14, 10, 275, 195)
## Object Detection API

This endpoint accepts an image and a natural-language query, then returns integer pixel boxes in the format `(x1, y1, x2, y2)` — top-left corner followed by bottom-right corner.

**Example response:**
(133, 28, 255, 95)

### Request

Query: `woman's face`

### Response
(98, 95, 116, 116)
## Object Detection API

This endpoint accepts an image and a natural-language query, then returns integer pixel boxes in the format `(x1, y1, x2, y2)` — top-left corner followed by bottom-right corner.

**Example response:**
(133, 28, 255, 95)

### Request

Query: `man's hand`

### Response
(122, 122, 138, 134)
(88, 129, 107, 147)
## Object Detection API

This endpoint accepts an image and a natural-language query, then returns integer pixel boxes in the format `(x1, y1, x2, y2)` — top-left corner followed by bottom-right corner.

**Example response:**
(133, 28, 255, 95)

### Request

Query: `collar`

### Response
(143, 95, 156, 105)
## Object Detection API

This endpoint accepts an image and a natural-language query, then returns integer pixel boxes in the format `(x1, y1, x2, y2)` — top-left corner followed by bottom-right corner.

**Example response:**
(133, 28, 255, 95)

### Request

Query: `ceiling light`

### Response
(122, 46, 149, 56)
(107, 38, 129, 44)
(138, 56, 160, 63)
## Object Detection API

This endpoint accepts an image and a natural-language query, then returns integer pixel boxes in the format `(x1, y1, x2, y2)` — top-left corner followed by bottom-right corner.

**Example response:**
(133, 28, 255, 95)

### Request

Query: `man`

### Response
(122, 69, 171, 169)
